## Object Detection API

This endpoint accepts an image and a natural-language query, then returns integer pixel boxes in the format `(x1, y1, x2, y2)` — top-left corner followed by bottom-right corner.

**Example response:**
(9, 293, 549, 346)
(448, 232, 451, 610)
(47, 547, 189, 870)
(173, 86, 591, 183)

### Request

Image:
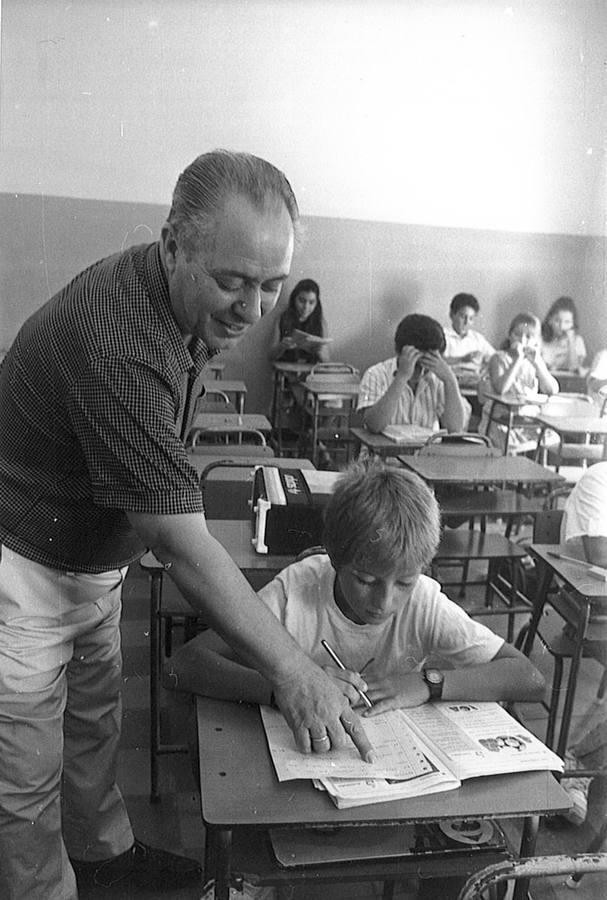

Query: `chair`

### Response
(191, 427, 270, 451)
(302, 363, 360, 466)
(195, 385, 237, 414)
(536, 392, 604, 476)
(417, 431, 499, 456)
(422, 433, 510, 600)
(190, 438, 275, 457)
(430, 530, 529, 642)
(520, 503, 607, 754)
(456, 852, 607, 900)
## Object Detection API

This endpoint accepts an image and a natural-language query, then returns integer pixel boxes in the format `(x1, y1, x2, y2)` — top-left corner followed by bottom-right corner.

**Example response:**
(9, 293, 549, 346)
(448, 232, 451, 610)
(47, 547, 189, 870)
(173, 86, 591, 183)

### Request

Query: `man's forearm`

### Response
(132, 511, 314, 685)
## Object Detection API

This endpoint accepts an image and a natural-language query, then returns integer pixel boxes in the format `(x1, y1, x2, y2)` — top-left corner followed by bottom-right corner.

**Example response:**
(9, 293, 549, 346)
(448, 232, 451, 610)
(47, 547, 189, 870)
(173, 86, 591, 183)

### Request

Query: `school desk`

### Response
(399, 453, 565, 489)
(188, 412, 272, 448)
(196, 697, 569, 900)
(304, 378, 360, 466)
(523, 544, 607, 758)
(201, 378, 248, 414)
(533, 412, 607, 469)
(270, 361, 314, 453)
(349, 426, 433, 459)
(480, 391, 550, 455)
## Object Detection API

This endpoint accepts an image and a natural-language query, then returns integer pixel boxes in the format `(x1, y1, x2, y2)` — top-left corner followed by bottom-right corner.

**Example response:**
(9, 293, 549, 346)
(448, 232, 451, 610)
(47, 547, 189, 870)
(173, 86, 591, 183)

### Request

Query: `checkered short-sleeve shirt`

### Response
(0, 243, 216, 573)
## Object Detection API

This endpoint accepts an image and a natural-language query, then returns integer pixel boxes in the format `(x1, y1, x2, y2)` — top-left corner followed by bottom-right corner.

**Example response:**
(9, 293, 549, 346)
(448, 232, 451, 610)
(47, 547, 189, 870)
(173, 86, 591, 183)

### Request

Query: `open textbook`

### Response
(291, 329, 333, 348)
(260, 701, 563, 809)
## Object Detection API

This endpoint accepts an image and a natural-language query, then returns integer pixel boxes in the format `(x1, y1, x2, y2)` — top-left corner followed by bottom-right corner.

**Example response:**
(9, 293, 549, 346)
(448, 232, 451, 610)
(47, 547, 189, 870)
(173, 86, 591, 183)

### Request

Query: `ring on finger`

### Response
(311, 735, 330, 746)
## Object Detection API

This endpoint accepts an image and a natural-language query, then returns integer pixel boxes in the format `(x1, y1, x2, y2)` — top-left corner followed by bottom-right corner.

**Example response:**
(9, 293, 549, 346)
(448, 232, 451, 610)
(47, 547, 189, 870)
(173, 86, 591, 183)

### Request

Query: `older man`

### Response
(0, 151, 372, 900)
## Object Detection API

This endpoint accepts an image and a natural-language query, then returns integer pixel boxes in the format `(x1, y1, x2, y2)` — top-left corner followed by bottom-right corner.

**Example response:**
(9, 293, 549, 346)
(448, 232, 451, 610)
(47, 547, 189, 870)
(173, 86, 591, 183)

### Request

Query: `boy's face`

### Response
(450, 305, 476, 337)
(334, 560, 421, 626)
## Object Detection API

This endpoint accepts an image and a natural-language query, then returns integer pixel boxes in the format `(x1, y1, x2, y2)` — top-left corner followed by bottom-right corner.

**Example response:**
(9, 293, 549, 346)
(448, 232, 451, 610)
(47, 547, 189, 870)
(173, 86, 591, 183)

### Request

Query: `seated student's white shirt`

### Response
(357, 357, 444, 428)
(444, 327, 495, 370)
(561, 461, 607, 558)
(588, 349, 607, 402)
(541, 333, 586, 372)
(258, 554, 502, 679)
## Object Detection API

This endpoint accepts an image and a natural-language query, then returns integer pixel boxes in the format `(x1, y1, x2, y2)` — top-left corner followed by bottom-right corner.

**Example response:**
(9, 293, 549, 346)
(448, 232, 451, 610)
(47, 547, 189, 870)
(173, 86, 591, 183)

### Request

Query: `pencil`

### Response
(321, 639, 373, 709)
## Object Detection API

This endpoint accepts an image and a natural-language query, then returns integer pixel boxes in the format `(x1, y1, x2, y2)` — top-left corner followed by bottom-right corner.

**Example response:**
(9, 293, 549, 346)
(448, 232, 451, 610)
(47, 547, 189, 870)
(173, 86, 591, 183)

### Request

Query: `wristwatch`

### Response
(422, 667, 444, 701)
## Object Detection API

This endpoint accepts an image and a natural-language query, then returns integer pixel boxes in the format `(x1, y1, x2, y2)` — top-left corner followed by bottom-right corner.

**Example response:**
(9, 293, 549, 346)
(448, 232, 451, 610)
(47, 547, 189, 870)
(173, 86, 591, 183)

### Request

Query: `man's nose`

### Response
(235, 285, 263, 324)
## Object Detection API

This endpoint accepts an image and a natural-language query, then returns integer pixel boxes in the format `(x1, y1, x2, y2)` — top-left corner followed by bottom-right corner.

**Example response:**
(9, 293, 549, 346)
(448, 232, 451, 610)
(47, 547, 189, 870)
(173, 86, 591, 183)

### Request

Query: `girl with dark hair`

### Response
(269, 278, 331, 364)
(540, 296, 587, 373)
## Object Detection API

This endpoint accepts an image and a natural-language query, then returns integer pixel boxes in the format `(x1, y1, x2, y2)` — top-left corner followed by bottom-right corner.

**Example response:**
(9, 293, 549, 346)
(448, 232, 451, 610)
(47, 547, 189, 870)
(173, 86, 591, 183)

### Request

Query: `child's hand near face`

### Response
(420, 349, 455, 383)
(395, 345, 421, 382)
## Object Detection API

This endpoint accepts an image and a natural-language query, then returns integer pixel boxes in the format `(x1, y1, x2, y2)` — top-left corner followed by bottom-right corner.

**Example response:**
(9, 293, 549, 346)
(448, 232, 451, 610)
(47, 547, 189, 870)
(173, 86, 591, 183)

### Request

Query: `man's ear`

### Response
(160, 223, 179, 275)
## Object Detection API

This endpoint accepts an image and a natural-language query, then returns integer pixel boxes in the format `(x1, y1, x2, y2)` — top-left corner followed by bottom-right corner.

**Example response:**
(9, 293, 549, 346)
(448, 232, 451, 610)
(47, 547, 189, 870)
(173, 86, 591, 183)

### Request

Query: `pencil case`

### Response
(251, 467, 340, 555)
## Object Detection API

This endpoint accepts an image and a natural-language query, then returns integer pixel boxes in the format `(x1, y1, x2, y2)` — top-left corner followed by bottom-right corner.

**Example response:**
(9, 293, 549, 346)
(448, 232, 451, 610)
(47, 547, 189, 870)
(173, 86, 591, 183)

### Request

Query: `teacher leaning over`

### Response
(0, 150, 373, 900)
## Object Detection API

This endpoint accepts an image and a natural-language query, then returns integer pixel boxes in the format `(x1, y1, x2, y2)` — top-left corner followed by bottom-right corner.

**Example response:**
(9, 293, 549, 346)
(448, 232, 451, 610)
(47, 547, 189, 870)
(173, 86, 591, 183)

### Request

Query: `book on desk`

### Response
(381, 424, 444, 444)
(261, 701, 563, 809)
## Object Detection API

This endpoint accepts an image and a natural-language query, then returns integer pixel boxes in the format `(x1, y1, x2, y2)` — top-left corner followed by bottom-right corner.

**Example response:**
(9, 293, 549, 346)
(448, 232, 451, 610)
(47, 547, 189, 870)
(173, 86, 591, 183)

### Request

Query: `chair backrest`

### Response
(295, 545, 327, 562)
(417, 431, 498, 457)
(195, 388, 233, 414)
(190, 429, 271, 451)
(533, 507, 565, 543)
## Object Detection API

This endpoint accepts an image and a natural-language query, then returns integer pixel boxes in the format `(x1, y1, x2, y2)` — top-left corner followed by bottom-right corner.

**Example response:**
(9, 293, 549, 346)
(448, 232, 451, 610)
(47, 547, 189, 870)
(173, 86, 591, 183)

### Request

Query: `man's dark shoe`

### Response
(70, 838, 202, 889)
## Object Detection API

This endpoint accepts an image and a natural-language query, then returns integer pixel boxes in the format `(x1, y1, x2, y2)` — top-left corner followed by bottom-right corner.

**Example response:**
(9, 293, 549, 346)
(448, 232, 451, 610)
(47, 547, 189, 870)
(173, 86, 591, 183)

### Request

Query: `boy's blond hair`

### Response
(322, 460, 440, 573)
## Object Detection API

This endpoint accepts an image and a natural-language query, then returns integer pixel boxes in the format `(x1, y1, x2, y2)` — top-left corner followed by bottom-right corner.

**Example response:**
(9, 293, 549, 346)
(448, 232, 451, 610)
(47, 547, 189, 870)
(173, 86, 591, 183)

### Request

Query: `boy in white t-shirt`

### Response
(165, 461, 543, 717)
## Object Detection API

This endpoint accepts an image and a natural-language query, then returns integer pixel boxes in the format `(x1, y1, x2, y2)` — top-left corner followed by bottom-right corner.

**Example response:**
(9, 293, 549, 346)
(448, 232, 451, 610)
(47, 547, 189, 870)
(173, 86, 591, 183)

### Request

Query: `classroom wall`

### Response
(1, 0, 605, 414)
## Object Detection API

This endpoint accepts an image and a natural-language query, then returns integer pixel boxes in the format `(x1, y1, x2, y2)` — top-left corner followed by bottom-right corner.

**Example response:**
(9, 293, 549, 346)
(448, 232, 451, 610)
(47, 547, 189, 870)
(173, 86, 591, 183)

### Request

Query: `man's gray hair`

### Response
(167, 149, 300, 256)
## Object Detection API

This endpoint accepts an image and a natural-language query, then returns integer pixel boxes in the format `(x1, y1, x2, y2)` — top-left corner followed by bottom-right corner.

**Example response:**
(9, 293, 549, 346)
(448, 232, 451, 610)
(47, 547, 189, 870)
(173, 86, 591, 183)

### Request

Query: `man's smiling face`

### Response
(163, 194, 294, 349)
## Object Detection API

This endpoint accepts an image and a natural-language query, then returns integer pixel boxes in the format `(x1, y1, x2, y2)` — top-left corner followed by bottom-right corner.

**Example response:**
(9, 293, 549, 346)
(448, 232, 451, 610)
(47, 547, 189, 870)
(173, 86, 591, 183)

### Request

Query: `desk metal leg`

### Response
(311, 396, 320, 466)
(149, 571, 163, 803)
(521, 564, 552, 657)
(555, 602, 592, 759)
(513, 814, 540, 900)
(213, 828, 233, 900)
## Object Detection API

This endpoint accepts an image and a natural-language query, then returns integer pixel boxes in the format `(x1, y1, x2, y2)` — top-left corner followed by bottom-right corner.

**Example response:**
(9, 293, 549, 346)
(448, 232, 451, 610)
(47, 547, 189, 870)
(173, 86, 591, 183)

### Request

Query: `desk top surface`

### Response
(196, 697, 568, 828)
(272, 361, 315, 375)
(140, 520, 293, 573)
(305, 381, 360, 397)
(400, 454, 564, 485)
(483, 391, 549, 409)
(534, 413, 607, 434)
(529, 543, 607, 598)
(350, 427, 430, 453)
(190, 412, 272, 431)
(201, 378, 247, 392)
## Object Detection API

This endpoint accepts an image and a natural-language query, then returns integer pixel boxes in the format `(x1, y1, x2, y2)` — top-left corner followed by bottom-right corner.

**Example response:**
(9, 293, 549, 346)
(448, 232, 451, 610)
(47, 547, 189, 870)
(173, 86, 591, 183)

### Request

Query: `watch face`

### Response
(426, 670, 442, 684)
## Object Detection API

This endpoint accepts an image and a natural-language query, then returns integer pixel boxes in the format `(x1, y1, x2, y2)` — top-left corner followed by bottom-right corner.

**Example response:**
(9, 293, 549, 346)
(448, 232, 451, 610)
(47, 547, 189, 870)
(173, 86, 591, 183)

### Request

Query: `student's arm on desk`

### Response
(364, 643, 545, 716)
(163, 629, 367, 709)
(128, 510, 374, 761)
